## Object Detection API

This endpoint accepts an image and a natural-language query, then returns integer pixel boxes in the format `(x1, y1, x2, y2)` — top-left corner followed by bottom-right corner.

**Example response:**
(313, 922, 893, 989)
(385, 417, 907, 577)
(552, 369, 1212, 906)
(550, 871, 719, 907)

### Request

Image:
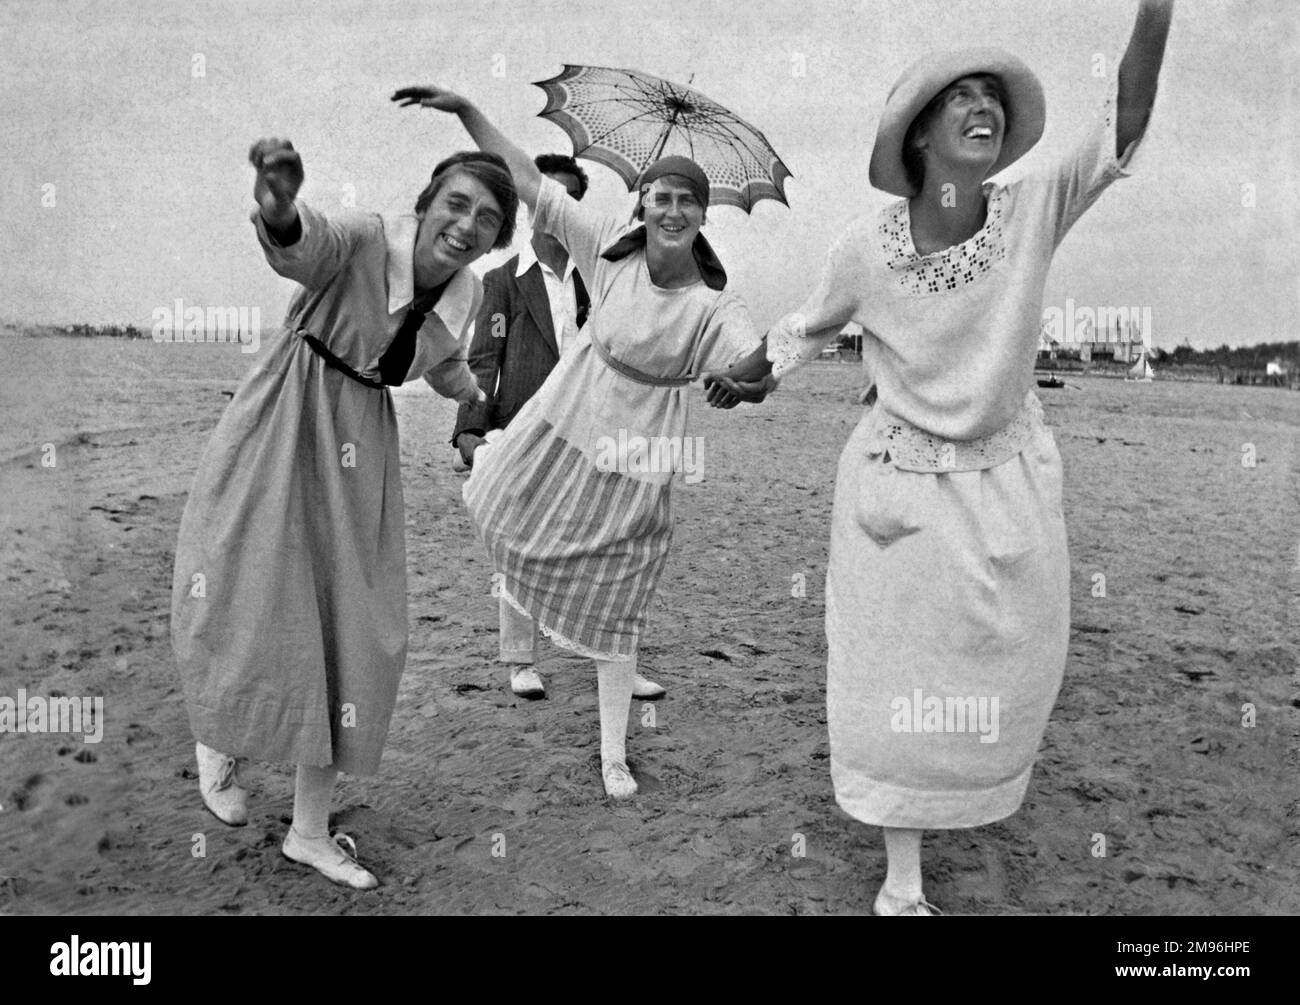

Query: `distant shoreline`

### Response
(809, 356, 1298, 389)
(7, 325, 1297, 389)
(4, 323, 150, 340)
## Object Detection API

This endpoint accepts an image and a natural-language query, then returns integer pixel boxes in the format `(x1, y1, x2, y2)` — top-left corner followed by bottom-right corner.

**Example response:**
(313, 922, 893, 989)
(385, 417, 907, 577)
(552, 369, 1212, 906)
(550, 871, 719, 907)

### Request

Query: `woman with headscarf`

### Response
(392, 85, 765, 800)
(709, 1, 1173, 913)
(172, 137, 517, 888)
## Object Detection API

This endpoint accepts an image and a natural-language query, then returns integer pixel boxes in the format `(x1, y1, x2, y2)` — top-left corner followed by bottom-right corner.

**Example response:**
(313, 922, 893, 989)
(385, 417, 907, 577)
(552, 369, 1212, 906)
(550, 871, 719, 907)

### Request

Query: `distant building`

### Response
(1040, 300, 1152, 363)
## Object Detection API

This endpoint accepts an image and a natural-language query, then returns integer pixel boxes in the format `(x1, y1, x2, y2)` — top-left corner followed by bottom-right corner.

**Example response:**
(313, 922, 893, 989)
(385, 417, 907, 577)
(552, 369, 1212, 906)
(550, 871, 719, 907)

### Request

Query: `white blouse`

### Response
(767, 69, 1150, 442)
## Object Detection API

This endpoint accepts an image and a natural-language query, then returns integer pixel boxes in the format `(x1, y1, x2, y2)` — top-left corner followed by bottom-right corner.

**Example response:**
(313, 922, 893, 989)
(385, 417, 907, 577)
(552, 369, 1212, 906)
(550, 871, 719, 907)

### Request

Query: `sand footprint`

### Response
(6, 772, 50, 812)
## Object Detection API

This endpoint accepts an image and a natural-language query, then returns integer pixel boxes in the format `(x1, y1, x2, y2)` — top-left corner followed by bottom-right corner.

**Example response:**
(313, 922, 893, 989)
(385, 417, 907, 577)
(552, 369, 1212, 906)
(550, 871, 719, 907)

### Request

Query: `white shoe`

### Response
(195, 741, 248, 827)
(873, 889, 943, 916)
(451, 452, 471, 473)
(509, 667, 546, 699)
(281, 827, 379, 890)
(601, 760, 638, 800)
(632, 673, 666, 700)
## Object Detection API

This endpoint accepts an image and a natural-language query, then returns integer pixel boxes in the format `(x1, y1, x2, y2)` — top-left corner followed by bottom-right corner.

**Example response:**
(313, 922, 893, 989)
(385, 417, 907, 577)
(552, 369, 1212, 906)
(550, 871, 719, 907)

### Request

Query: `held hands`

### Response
(248, 138, 304, 226)
(703, 338, 776, 407)
(391, 85, 469, 115)
(703, 373, 778, 409)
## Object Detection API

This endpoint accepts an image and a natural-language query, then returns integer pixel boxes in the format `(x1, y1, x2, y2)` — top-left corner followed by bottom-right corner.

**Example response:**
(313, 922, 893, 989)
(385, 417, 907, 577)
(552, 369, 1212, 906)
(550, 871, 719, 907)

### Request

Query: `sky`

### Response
(1, 0, 1297, 349)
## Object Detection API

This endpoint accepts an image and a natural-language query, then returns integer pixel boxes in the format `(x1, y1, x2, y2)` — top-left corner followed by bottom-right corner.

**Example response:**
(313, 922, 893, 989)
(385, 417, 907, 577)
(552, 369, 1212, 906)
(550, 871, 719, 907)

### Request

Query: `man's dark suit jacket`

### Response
(451, 254, 589, 445)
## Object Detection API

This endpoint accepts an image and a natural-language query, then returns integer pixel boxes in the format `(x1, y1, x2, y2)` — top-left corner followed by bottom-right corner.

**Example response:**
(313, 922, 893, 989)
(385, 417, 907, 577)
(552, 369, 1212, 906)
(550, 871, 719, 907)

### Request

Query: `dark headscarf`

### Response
(636, 155, 711, 209)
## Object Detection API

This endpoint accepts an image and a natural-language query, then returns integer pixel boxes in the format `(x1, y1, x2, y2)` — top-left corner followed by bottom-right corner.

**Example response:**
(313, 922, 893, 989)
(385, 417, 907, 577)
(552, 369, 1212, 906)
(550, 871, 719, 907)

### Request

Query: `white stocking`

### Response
(595, 655, 636, 766)
(291, 763, 338, 839)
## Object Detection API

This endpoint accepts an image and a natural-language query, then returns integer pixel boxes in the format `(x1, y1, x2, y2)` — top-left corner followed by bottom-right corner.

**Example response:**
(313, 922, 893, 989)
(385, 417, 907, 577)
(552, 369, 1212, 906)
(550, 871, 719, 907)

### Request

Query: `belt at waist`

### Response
(589, 332, 692, 387)
(866, 389, 1044, 473)
(297, 329, 386, 389)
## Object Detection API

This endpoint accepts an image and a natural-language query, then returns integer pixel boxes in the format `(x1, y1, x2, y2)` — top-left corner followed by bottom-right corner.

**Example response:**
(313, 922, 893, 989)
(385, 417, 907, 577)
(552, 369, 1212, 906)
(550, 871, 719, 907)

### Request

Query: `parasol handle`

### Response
(648, 113, 678, 166)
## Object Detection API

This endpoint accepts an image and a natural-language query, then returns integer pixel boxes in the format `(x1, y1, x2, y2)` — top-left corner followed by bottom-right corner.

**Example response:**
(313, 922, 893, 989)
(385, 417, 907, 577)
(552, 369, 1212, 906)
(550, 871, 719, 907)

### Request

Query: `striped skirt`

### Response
(462, 416, 673, 662)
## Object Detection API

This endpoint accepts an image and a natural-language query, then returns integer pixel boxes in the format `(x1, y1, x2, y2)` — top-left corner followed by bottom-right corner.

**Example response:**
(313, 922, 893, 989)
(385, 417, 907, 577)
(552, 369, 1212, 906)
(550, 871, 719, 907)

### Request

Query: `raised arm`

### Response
(247, 137, 365, 289)
(1116, 0, 1174, 157)
(249, 137, 303, 238)
(392, 86, 543, 210)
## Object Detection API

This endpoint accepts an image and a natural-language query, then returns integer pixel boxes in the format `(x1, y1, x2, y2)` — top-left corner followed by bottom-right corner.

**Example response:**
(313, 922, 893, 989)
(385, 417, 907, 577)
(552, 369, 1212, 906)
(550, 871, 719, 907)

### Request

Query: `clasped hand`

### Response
(702, 373, 778, 409)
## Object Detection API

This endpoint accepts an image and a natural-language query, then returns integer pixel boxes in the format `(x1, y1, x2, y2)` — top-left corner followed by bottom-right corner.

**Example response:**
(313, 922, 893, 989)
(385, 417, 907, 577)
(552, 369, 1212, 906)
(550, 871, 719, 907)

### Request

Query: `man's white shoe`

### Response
(195, 741, 248, 827)
(281, 827, 379, 890)
(509, 667, 546, 699)
(632, 673, 667, 700)
(451, 453, 471, 473)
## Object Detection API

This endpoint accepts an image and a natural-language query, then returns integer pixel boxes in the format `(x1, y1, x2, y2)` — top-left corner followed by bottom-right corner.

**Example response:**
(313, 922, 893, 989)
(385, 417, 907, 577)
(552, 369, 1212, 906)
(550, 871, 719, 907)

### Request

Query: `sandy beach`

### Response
(1, 333, 1296, 915)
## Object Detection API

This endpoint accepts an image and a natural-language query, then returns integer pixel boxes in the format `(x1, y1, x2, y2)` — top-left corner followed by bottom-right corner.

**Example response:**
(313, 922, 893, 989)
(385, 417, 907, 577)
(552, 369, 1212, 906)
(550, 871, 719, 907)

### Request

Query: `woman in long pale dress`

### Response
(710, 2, 1173, 913)
(172, 139, 515, 888)
(392, 86, 764, 799)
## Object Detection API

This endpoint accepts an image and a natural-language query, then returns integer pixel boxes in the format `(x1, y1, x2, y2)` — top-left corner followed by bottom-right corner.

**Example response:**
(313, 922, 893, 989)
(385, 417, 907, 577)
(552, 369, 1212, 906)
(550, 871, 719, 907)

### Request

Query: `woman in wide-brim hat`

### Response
(392, 85, 766, 800)
(710, 1, 1173, 914)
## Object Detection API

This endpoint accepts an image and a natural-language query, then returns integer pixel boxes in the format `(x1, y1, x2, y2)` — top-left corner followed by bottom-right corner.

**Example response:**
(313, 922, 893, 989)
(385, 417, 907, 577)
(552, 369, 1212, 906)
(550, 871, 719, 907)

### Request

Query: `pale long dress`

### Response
(767, 76, 1151, 827)
(463, 177, 761, 661)
(172, 204, 483, 776)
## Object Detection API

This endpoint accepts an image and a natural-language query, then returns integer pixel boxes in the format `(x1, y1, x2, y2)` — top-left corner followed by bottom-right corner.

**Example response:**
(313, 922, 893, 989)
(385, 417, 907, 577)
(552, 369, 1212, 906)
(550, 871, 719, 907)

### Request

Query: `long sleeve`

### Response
(530, 176, 622, 286)
(697, 292, 763, 376)
(249, 202, 370, 290)
(425, 355, 484, 403)
(766, 221, 869, 379)
(451, 267, 510, 441)
(422, 279, 486, 404)
(1040, 60, 1154, 248)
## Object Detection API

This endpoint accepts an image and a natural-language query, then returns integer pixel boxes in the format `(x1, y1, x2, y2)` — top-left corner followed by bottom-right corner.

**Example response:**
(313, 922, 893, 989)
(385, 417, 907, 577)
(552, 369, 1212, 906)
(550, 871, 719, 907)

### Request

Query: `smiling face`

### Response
(640, 176, 706, 258)
(413, 170, 504, 283)
(913, 74, 1007, 181)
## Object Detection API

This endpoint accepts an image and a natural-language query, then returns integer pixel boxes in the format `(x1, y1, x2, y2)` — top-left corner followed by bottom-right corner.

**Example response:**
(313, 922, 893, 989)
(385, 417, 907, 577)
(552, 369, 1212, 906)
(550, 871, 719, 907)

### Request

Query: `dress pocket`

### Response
(1036, 428, 1065, 516)
(854, 449, 924, 547)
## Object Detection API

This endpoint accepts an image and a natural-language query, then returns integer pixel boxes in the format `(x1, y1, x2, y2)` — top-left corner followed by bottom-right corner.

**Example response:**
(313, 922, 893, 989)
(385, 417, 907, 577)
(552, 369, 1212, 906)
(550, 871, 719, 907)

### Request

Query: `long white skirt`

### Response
(826, 407, 1070, 829)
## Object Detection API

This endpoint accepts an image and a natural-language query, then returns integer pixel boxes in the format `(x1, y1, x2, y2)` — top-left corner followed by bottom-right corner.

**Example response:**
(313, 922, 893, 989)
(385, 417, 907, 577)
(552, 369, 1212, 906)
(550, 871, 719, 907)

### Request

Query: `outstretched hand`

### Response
(703, 373, 778, 408)
(248, 138, 303, 223)
(391, 85, 468, 114)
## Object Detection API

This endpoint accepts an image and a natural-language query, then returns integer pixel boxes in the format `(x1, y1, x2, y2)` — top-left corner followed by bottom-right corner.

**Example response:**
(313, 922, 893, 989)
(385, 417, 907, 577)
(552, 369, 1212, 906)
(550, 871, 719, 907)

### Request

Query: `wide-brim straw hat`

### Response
(868, 47, 1046, 197)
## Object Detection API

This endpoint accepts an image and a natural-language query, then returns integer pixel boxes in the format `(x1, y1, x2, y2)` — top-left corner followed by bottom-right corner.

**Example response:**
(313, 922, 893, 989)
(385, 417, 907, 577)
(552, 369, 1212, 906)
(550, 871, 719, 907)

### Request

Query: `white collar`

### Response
(516, 235, 576, 282)
(382, 212, 476, 335)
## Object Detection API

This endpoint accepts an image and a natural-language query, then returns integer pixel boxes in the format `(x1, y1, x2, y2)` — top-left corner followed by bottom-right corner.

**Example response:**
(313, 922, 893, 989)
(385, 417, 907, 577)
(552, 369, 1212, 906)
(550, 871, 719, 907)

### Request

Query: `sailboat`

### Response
(1126, 351, 1155, 383)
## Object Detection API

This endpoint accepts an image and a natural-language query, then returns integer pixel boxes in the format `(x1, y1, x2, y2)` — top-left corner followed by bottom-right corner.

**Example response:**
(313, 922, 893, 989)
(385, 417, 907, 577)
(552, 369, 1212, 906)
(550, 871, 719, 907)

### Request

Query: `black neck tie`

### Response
(573, 270, 590, 330)
(378, 282, 445, 386)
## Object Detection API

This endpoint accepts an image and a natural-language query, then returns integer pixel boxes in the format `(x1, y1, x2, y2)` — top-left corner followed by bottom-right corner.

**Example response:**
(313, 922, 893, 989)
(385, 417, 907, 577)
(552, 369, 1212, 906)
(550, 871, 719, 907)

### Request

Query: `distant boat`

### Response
(1126, 353, 1155, 383)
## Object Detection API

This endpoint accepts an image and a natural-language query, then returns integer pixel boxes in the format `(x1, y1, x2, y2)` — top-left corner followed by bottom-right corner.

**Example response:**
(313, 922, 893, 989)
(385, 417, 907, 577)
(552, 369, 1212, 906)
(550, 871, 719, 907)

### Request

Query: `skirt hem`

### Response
(186, 704, 386, 777)
(831, 763, 1034, 830)
(498, 584, 636, 663)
